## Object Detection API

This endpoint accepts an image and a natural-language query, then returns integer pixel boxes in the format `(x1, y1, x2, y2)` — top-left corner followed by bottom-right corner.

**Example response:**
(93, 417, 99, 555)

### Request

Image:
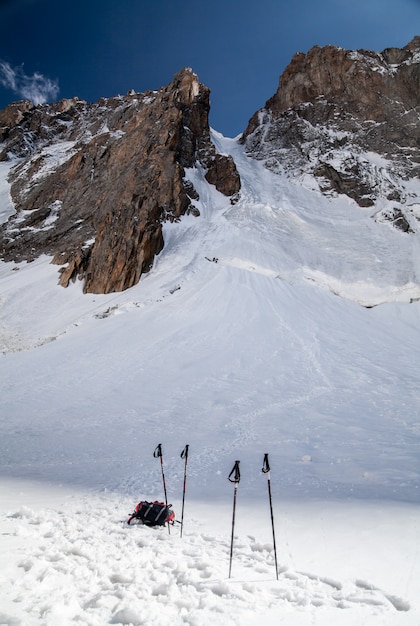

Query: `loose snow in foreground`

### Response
(1, 481, 416, 626)
(1, 132, 420, 625)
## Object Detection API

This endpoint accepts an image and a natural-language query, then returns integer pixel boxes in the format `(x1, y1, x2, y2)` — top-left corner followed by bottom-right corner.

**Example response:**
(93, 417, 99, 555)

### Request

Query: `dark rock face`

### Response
(242, 37, 420, 212)
(1, 41, 419, 293)
(373, 206, 415, 233)
(0, 68, 241, 293)
(205, 154, 241, 199)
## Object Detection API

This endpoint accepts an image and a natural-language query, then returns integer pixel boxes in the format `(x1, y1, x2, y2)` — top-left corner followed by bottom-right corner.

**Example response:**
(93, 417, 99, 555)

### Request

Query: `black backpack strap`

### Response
(154, 505, 168, 523)
(142, 503, 155, 520)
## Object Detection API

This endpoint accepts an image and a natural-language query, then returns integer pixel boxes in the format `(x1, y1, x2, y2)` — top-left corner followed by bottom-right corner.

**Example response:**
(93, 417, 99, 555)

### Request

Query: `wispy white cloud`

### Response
(0, 60, 59, 105)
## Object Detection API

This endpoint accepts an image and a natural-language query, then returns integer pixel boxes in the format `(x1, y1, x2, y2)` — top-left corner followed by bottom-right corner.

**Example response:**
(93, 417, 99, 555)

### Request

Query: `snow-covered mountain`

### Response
(1, 40, 420, 626)
(242, 37, 420, 214)
(1, 38, 419, 297)
(0, 68, 240, 293)
(1, 130, 420, 625)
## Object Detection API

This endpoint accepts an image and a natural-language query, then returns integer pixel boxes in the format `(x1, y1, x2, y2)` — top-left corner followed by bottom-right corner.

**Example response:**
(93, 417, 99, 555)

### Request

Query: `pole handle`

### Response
(153, 443, 162, 458)
(228, 460, 241, 484)
(180, 444, 189, 460)
(262, 453, 270, 474)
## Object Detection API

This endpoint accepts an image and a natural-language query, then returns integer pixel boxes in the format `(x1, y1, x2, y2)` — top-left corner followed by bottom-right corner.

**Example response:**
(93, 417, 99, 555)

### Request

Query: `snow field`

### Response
(1, 133, 420, 624)
(1, 484, 418, 626)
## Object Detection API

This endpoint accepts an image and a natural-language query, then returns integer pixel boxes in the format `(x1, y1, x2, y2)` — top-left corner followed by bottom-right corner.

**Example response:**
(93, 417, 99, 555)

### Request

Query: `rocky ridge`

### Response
(0, 68, 240, 293)
(242, 37, 420, 225)
(0, 39, 419, 294)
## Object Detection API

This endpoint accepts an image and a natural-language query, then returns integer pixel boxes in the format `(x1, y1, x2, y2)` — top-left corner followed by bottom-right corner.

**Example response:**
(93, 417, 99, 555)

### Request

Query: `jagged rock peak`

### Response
(404, 35, 420, 51)
(0, 69, 241, 294)
(241, 38, 419, 211)
(245, 37, 420, 125)
(169, 67, 200, 101)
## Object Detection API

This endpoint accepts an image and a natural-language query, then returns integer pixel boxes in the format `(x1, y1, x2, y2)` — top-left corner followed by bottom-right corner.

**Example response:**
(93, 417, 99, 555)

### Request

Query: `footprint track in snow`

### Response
(1, 499, 411, 625)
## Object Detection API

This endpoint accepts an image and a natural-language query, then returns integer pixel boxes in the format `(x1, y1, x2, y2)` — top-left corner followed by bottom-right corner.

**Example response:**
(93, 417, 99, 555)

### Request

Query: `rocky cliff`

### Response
(1, 39, 419, 295)
(0, 68, 240, 293)
(242, 37, 420, 220)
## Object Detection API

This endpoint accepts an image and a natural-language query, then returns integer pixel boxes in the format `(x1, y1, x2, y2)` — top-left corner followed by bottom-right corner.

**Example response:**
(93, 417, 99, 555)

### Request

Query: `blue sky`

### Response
(0, 0, 419, 137)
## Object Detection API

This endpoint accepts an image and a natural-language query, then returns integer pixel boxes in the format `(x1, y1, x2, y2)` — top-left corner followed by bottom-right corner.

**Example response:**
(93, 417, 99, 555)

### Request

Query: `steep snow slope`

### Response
(0, 135, 420, 625)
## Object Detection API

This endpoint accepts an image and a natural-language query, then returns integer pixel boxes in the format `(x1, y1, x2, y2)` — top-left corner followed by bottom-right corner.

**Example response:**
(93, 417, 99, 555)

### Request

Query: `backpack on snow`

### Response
(127, 501, 175, 526)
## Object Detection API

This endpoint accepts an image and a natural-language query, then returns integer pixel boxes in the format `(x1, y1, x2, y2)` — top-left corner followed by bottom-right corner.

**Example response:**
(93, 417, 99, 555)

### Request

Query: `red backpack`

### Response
(127, 501, 175, 526)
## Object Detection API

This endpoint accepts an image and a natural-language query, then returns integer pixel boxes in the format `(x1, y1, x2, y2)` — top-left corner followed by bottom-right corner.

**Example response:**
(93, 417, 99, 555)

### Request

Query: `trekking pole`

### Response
(228, 460, 241, 578)
(153, 443, 170, 534)
(262, 453, 279, 580)
(180, 444, 189, 538)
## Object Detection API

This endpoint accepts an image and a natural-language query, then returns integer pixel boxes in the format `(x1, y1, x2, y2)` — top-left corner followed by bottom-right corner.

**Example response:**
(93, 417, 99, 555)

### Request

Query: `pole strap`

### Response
(153, 443, 162, 458)
(262, 453, 270, 474)
(180, 444, 189, 460)
(228, 460, 241, 484)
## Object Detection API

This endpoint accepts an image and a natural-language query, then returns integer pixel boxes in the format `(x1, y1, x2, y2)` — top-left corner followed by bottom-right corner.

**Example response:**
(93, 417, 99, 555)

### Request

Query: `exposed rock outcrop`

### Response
(205, 153, 241, 200)
(0, 68, 241, 293)
(242, 37, 420, 213)
(1, 40, 419, 293)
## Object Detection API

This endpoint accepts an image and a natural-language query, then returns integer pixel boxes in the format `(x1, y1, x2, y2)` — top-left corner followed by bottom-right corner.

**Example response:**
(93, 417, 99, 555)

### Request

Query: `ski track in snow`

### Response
(0, 494, 411, 626)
